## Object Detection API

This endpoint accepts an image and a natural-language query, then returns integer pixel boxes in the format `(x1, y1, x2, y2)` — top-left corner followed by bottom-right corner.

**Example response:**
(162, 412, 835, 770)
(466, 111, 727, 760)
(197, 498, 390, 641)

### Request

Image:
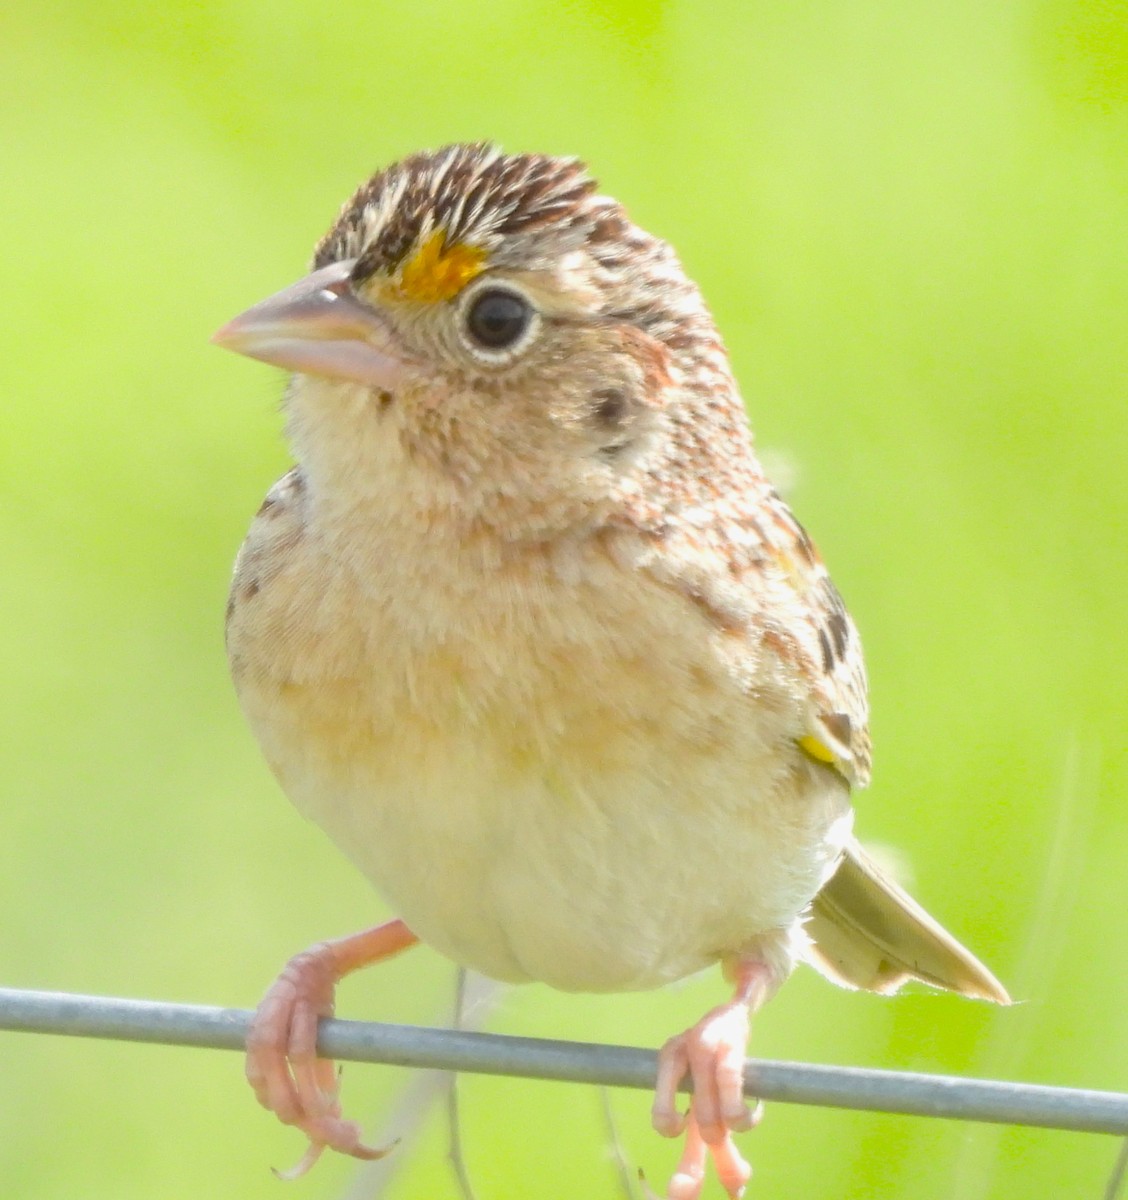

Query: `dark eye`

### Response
(465, 288, 532, 351)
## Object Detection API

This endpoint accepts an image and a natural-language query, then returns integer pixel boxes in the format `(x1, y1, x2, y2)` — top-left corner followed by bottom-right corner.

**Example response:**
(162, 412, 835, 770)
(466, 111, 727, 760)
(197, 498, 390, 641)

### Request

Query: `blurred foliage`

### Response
(2, 1, 1126, 1197)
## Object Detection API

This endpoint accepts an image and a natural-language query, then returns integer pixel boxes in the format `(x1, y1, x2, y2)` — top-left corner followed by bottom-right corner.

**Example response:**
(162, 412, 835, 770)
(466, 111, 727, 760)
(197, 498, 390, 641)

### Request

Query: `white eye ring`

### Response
(457, 280, 540, 363)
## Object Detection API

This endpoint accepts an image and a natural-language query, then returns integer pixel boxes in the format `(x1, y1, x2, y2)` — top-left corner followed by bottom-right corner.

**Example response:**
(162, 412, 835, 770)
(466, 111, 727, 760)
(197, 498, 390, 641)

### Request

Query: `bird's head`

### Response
(214, 143, 741, 535)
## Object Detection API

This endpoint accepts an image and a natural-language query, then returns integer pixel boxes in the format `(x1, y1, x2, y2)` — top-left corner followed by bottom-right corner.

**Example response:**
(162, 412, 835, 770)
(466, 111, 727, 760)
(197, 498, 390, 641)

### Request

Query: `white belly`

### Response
(231, 493, 853, 991)
(241, 659, 851, 992)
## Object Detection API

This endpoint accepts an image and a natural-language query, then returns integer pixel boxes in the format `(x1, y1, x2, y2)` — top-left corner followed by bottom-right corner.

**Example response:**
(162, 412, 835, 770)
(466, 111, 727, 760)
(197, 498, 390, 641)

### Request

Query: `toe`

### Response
(682, 1000, 752, 1140)
(246, 987, 303, 1123)
(288, 995, 336, 1118)
(272, 1114, 393, 1177)
(708, 1132, 752, 1199)
(714, 1035, 753, 1132)
(304, 1113, 394, 1163)
(666, 1113, 707, 1200)
(686, 1036, 725, 1143)
(652, 1035, 689, 1137)
(246, 944, 340, 1125)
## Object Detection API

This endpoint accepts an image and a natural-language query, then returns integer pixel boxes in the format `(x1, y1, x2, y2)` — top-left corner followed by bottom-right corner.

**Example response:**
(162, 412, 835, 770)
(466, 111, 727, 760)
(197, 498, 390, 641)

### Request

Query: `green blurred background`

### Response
(3, 2, 1126, 1197)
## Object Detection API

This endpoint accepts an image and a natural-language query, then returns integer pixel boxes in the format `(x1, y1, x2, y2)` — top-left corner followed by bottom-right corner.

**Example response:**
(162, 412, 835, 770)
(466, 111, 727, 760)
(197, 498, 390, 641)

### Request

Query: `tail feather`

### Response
(806, 837, 1011, 1005)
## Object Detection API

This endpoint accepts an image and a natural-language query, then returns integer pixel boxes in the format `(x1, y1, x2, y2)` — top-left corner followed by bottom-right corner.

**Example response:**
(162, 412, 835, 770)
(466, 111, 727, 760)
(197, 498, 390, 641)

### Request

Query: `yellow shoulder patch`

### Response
(397, 230, 486, 303)
(797, 733, 838, 765)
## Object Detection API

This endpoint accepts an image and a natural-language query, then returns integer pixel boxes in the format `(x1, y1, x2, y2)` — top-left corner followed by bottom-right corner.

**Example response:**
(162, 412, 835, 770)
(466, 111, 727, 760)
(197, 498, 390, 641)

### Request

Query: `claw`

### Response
(273, 1141, 325, 1182)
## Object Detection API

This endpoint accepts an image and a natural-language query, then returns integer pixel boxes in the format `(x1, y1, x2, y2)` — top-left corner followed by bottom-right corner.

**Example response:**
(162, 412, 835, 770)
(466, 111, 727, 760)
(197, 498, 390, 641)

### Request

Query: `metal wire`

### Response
(2, 986, 1126, 1137)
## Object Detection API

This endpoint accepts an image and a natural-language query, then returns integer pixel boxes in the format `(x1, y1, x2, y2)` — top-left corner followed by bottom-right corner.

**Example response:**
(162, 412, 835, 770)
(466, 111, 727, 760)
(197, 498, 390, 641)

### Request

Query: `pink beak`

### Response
(211, 259, 410, 390)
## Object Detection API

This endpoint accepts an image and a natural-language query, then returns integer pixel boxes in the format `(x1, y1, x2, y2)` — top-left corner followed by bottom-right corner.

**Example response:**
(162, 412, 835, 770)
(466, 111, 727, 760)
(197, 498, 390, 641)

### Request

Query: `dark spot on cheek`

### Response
(592, 387, 628, 427)
(470, 376, 503, 398)
(375, 389, 395, 411)
(591, 387, 635, 460)
(242, 578, 261, 601)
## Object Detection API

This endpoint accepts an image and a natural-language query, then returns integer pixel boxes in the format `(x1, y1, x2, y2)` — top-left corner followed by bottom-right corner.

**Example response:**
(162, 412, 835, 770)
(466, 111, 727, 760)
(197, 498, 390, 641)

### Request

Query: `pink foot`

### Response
(245, 918, 419, 1177)
(651, 959, 776, 1200)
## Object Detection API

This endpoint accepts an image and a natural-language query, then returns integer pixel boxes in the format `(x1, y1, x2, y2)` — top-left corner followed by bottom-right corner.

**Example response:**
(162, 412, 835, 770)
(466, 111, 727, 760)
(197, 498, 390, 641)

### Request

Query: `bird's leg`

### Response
(652, 958, 777, 1200)
(245, 917, 420, 1178)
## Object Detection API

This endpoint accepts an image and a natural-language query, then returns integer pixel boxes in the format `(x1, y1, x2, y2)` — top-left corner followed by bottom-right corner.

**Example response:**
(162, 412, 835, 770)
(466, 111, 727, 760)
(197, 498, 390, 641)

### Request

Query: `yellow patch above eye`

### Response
(797, 734, 838, 765)
(397, 230, 486, 303)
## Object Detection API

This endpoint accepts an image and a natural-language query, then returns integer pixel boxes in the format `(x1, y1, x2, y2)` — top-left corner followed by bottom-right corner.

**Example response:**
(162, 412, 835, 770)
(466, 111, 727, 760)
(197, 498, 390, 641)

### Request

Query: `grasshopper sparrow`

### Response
(214, 144, 1009, 1198)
